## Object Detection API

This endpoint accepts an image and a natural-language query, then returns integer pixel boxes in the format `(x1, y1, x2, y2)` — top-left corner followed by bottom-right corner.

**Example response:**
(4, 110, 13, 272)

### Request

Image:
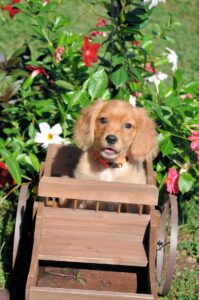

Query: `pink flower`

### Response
(89, 18, 107, 39)
(145, 62, 156, 74)
(188, 130, 199, 151)
(43, 0, 50, 6)
(180, 93, 193, 99)
(188, 130, 199, 163)
(96, 18, 106, 27)
(1, 0, 21, 19)
(133, 40, 141, 47)
(26, 66, 49, 79)
(81, 37, 101, 67)
(55, 46, 65, 62)
(166, 168, 179, 194)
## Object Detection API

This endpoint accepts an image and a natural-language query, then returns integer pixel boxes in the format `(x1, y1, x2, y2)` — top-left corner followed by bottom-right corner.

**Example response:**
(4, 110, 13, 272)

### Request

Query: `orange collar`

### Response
(95, 152, 128, 169)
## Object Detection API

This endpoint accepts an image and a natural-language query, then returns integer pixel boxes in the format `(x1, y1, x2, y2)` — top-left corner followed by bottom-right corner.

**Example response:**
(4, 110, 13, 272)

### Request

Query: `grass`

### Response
(150, 0, 199, 81)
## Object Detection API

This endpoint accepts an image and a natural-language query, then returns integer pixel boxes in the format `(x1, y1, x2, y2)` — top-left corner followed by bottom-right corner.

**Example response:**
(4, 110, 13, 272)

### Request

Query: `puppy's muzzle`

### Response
(106, 134, 118, 145)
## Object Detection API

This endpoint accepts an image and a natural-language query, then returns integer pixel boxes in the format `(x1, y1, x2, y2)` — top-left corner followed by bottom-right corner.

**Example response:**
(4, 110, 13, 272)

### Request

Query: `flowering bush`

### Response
(0, 0, 199, 286)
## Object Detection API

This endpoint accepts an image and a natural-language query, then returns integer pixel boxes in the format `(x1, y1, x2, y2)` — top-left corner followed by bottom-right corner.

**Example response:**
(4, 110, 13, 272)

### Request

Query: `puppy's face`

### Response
(74, 100, 158, 162)
(94, 101, 137, 160)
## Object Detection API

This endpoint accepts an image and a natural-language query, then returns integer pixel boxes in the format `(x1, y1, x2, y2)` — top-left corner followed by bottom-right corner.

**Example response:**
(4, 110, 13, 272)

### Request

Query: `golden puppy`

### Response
(74, 100, 158, 182)
(73, 100, 158, 209)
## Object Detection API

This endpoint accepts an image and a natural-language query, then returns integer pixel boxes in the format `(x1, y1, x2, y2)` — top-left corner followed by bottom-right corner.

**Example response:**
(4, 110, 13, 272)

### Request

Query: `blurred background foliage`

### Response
(0, 0, 199, 81)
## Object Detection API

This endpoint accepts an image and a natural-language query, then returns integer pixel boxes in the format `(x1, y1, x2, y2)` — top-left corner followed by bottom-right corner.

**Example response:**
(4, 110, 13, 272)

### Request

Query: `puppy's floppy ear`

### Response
(73, 100, 105, 150)
(130, 108, 159, 161)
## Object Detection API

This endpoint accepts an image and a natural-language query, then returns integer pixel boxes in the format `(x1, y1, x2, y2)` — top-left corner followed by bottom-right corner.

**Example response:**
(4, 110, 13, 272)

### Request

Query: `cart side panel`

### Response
(26, 202, 43, 299)
(29, 287, 155, 300)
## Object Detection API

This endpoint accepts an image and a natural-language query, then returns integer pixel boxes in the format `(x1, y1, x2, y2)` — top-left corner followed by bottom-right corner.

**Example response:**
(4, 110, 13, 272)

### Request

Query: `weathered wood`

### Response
(26, 203, 43, 296)
(148, 207, 159, 299)
(146, 162, 156, 186)
(38, 207, 150, 267)
(26, 144, 161, 299)
(38, 176, 158, 206)
(29, 287, 154, 300)
(0, 289, 10, 300)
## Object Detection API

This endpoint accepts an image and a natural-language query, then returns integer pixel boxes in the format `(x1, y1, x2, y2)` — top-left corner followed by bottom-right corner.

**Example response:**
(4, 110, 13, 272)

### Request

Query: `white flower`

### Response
(143, 0, 166, 10)
(34, 122, 63, 148)
(145, 71, 168, 93)
(166, 47, 178, 72)
(129, 95, 137, 107)
(42, 0, 49, 6)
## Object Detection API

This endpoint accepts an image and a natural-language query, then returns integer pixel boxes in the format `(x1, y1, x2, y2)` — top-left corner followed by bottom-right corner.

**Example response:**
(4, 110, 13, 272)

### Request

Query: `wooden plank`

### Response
(26, 203, 43, 294)
(29, 287, 154, 300)
(43, 207, 150, 226)
(0, 289, 10, 300)
(38, 176, 158, 206)
(148, 208, 159, 299)
(146, 162, 156, 186)
(38, 208, 149, 267)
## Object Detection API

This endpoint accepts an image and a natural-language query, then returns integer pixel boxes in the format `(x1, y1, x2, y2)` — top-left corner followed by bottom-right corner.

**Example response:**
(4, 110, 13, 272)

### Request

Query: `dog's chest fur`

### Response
(98, 164, 129, 182)
(74, 152, 146, 185)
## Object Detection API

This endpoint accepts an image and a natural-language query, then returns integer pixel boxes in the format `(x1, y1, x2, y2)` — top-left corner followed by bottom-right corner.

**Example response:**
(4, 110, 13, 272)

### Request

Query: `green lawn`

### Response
(151, 0, 199, 81)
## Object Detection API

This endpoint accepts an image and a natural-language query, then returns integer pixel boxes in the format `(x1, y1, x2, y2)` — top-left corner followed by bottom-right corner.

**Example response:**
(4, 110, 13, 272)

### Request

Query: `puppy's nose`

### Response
(106, 134, 118, 145)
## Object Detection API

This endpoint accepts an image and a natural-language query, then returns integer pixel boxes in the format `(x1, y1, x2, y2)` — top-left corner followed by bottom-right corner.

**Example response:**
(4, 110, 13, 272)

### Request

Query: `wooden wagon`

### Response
(7, 144, 178, 300)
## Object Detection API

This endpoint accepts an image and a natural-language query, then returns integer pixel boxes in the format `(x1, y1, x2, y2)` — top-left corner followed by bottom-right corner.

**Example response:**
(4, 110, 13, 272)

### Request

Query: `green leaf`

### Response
(0, 138, 5, 149)
(132, 67, 144, 83)
(173, 70, 182, 91)
(88, 69, 108, 99)
(23, 77, 33, 90)
(184, 81, 199, 95)
(155, 105, 173, 127)
(178, 172, 195, 194)
(111, 66, 128, 87)
(154, 58, 168, 67)
(55, 80, 74, 90)
(66, 90, 89, 108)
(100, 89, 111, 100)
(29, 153, 40, 172)
(165, 96, 180, 108)
(28, 123, 35, 139)
(158, 172, 167, 191)
(142, 40, 153, 51)
(0, 149, 22, 185)
(160, 136, 174, 156)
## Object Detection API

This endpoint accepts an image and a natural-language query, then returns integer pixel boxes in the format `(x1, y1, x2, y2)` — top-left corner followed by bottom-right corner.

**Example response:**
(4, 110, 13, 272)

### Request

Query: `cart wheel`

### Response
(0, 289, 10, 300)
(12, 183, 30, 269)
(156, 195, 178, 296)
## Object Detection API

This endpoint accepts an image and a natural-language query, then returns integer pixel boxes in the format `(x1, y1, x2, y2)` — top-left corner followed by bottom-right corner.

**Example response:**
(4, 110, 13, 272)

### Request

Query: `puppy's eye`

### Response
(99, 117, 108, 124)
(124, 123, 132, 129)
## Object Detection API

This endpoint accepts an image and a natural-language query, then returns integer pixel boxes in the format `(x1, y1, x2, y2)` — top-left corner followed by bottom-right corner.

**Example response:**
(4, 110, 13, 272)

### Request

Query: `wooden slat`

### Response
(26, 203, 43, 293)
(38, 208, 149, 267)
(38, 177, 158, 206)
(29, 287, 154, 300)
(0, 289, 10, 300)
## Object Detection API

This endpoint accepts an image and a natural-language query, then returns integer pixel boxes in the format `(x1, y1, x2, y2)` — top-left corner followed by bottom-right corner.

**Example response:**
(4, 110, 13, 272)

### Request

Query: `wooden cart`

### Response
(10, 144, 178, 300)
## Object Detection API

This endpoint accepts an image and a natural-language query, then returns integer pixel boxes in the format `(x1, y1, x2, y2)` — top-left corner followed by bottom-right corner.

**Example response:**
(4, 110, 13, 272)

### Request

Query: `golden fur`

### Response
(73, 100, 158, 183)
